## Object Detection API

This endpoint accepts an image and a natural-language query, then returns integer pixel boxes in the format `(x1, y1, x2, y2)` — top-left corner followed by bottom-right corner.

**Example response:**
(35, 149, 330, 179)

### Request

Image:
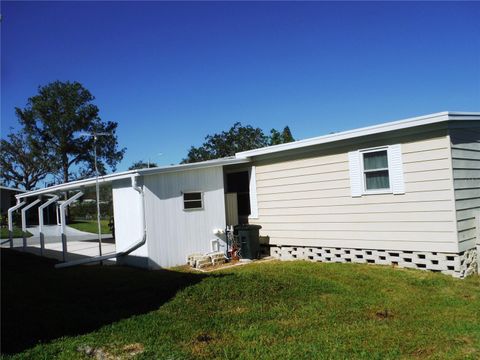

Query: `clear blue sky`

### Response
(2, 1, 479, 171)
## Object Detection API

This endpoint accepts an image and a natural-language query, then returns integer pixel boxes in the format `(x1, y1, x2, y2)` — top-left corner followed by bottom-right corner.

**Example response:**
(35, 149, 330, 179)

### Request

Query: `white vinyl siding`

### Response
(143, 166, 226, 268)
(450, 125, 480, 251)
(112, 178, 147, 267)
(250, 131, 458, 253)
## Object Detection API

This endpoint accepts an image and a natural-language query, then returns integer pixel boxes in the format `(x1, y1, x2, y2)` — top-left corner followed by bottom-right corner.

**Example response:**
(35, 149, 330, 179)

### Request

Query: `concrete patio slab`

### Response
(2, 238, 116, 264)
(1, 225, 116, 265)
(26, 224, 109, 237)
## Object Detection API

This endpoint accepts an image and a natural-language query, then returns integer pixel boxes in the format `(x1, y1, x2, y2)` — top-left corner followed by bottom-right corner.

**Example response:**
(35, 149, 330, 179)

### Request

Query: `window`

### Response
(348, 144, 405, 197)
(362, 149, 390, 191)
(183, 192, 203, 210)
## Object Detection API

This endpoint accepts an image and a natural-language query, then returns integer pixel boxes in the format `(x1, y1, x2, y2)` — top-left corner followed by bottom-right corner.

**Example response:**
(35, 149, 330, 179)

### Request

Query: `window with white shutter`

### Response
(362, 148, 390, 192)
(348, 145, 405, 196)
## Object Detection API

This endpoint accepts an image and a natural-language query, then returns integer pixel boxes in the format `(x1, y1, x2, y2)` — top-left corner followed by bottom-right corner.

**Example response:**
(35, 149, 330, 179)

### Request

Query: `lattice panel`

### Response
(269, 245, 477, 278)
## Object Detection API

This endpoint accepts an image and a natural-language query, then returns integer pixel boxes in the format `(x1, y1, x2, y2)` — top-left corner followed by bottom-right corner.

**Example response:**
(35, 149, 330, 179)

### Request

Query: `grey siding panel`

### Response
(251, 130, 459, 252)
(451, 123, 480, 251)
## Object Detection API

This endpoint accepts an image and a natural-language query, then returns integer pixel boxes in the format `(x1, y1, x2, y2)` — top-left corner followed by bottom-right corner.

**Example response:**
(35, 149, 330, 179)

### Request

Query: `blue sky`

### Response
(2, 1, 479, 172)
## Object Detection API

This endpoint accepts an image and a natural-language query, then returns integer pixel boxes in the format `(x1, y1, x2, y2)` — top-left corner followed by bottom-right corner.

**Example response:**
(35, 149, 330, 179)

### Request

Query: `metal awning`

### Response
(16, 157, 251, 199)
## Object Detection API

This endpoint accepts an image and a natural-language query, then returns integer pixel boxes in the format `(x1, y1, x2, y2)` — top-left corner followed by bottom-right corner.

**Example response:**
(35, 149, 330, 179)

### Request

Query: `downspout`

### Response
(55, 174, 147, 268)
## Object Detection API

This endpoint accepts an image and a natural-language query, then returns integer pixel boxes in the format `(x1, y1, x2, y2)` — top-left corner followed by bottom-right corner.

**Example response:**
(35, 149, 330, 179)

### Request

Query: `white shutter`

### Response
(388, 144, 405, 195)
(248, 166, 259, 218)
(348, 150, 362, 197)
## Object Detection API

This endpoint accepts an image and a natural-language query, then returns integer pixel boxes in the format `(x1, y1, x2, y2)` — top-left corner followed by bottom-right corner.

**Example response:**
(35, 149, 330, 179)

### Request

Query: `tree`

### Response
(128, 161, 158, 170)
(269, 126, 295, 145)
(16, 81, 126, 184)
(182, 122, 269, 163)
(182, 122, 295, 163)
(0, 130, 55, 190)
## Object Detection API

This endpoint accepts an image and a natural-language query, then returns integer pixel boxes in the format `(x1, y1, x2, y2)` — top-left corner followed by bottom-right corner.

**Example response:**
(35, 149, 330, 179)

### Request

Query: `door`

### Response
(225, 192, 238, 226)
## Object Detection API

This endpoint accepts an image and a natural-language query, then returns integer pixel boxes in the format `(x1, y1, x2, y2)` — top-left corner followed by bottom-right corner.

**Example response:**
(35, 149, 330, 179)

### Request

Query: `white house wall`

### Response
(450, 122, 480, 252)
(250, 128, 460, 253)
(143, 166, 226, 268)
(112, 178, 147, 267)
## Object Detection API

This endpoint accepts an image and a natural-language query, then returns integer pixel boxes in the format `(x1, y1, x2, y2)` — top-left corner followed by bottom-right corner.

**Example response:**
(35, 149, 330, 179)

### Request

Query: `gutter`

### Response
(55, 174, 147, 268)
(16, 172, 139, 200)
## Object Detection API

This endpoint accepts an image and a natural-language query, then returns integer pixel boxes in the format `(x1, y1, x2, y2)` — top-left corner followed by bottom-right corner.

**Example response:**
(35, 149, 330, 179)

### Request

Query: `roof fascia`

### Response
(236, 112, 480, 159)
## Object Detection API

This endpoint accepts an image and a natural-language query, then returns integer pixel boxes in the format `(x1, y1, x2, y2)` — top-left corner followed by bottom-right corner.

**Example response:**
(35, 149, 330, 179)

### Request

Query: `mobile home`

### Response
(11, 111, 480, 277)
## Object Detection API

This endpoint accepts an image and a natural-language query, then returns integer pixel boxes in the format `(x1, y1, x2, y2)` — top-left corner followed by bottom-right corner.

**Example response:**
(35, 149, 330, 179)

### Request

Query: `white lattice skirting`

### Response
(269, 245, 478, 278)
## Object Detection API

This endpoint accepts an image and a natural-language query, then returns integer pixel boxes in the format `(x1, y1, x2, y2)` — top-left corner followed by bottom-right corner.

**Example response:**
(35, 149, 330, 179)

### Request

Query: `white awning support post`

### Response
(6, 200, 26, 248)
(21, 199, 41, 251)
(59, 191, 84, 262)
(56, 204, 60, 225)
(38, 195, 59, 256)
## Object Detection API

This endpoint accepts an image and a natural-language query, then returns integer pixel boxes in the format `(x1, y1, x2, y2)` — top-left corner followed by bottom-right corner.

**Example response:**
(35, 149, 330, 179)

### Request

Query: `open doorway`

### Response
(225, 171, 250, 225)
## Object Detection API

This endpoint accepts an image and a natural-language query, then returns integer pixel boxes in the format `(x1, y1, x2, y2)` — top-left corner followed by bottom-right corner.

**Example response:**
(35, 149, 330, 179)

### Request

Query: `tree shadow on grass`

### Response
(1, 249, 220, 355)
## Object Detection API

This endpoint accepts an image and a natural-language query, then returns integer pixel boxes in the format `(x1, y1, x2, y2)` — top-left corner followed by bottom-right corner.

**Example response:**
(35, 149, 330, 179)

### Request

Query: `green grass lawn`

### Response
(0, 227, 32, 239)
(68, 219, 110, 234)
(1, 250, 479, 359)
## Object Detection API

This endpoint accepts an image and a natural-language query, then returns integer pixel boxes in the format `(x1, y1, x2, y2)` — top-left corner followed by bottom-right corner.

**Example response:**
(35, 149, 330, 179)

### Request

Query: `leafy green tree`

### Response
(0, 130, 55, 190)
(182, 122, 269, 163)
(182, 122, 295, 163)
(16, 81, 126, 184)
(128, 161, 158, 170)
(269, 126, 295, 145)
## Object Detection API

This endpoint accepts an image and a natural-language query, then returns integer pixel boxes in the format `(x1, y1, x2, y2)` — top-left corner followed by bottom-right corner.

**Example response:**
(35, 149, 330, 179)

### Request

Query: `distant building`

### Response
(1, 186, 26, 216)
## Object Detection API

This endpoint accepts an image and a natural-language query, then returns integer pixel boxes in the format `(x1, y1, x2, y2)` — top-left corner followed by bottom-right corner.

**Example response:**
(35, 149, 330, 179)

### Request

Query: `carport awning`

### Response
(16, 157, 251, 199)
(16, 172, 137, 199)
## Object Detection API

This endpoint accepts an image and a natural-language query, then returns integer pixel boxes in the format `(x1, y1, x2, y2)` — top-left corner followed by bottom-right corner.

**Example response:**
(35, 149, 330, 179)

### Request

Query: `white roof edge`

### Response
(137, 157, 250, 176)
(236, 111, 480, 158)
(15, 111, 479, 199)
(16, 172, 139, 199)
(16, 157, 250, 199)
